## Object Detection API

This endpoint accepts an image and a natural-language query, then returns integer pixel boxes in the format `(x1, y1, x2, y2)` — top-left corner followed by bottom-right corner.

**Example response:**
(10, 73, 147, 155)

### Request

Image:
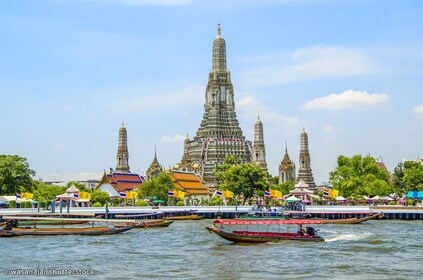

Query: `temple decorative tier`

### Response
(174, 24, 253, 186)
(297, 128, 315, 188)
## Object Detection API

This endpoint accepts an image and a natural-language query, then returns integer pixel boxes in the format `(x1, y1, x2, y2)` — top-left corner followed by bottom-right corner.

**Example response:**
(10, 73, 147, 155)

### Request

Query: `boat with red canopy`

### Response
(206, 219, 324, 243)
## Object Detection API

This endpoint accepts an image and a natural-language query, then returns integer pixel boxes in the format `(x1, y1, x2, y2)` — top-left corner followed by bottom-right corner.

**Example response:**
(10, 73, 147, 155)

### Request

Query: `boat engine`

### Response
(4, 220, 18, 230)
(306, 226, 316, 236)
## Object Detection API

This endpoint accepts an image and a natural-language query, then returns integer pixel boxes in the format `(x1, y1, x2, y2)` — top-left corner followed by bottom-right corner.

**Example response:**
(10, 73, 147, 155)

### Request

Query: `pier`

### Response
(1, 205, 423, 220)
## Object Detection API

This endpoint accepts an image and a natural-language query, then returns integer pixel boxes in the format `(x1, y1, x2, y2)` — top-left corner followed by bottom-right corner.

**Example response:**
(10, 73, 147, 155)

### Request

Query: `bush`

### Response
(135, 200, 148, 206)
(389, 201, 396, 205)
(92, 202, 102, 207)
(210, 198, 223, 206)
(176, 201, 185, 206)
(407, 199, 414, 206)
(9, 200, 16, 208)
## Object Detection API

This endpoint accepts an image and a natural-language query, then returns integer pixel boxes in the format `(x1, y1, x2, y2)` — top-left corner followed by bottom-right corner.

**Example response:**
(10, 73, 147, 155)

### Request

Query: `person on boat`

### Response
(297, 225, 305, 235)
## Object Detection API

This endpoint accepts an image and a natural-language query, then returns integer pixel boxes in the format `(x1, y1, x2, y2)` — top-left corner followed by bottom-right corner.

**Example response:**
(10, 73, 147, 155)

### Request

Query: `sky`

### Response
(1, 0, 422, 185)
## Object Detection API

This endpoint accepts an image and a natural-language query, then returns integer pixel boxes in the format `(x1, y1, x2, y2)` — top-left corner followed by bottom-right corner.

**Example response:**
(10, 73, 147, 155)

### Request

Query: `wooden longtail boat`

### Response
(16, 220, 89, 226)
(164, 214, 203, 220)
(0, 225, 134, 237)
(319, 212, 384, 224)
(114, 219, 174, 228)
(206, 219, 324, 243)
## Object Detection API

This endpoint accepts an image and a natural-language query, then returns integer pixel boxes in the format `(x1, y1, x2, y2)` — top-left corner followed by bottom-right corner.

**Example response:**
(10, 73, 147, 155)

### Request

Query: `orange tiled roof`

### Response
(170, 171, 210, 195)
(97, 171, 144, 193)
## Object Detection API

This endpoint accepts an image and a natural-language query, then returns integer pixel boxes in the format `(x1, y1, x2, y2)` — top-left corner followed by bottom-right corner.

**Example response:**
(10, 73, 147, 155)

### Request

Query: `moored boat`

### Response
(319, 212, 384, 224)
(114, 219, 174, 228)
(206, 219, 324, 243)
(0, 223, 134, 237)
(164, 214, 203, 220)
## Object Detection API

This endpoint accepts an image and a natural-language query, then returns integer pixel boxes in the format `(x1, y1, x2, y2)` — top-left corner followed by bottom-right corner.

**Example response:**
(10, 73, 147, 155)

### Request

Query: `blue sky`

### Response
(1, 0, 422, 185)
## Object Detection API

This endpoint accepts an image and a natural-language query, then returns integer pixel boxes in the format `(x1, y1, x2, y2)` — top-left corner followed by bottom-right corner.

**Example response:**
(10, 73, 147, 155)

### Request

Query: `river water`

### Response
(1, 220, 422, 279)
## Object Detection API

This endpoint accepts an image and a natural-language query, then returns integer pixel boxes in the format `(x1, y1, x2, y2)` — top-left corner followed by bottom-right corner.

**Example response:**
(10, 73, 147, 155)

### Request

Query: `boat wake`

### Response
(326, 233, 371, 242)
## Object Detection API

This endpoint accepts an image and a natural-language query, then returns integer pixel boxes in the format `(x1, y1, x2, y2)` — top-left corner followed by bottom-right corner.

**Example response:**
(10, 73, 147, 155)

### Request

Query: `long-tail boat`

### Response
(0, 220, 134, 237)
(0, 217, 135, 237)
(164, 214, 203, 220)
(206, 219, 324, 243)
(0, 226, 134, 237)
(319, 212, 384, 224)
(114, 219, 174, 228)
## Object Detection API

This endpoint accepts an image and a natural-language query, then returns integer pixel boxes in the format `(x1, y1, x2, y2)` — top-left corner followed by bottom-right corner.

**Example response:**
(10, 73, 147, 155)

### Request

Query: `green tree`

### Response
(215, 158, 268, 205)
(329, 155, 391, 197)
(269, 176, 279, 185)
(138, 171, 174, 203)
(402, 161, 423, 191)
(32, 181, 67, 202)
(391, 162, 406, 194)
(277, 182, 295, 196)
(0, 155, 35, 195)
(91, 190, 110, 205)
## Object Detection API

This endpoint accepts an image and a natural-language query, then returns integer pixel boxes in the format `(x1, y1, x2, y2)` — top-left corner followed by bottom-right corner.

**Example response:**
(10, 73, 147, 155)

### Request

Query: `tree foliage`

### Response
(272, 182, 295, 196)
(215, 156, 268, 205)
(91, 190, 110, 205)
(329, 155, 391, 197)
(32, 181, 67, 202)
(402, 161, 423, 191)
(137, 171, 174, 203)
(0, 155, 36, 195)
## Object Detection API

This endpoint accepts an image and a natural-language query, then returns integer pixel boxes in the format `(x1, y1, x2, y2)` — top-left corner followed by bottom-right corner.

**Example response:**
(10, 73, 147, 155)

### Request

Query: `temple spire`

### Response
(116, 122, 130, 172)
(212, 23, 227, 72)
(252, 115, 268, 173)
(279, 139, 295, 184)
(146, 146, 162, 179)
(297, 128, 315, 187)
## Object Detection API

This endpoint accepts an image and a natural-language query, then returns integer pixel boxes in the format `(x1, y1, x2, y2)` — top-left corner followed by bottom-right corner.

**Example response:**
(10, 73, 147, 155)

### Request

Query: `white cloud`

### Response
(159, 134, 186, 143)
(412, 104, 423, 114)
(301, 89, 389, 110)
(240, 46, 374, 88)
(237, 96, 300, 127)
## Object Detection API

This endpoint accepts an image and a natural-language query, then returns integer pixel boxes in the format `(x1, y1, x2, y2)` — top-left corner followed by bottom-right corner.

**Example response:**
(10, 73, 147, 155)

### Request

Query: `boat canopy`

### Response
(213, 219, 323, 225)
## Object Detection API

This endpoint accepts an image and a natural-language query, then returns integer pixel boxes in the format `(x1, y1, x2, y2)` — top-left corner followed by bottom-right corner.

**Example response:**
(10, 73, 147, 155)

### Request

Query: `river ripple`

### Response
(1, 220, 422, 279)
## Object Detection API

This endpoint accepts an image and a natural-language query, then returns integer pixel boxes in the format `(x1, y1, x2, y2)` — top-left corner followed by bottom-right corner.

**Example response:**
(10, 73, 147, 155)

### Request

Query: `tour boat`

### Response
(206, 219, 324, 243)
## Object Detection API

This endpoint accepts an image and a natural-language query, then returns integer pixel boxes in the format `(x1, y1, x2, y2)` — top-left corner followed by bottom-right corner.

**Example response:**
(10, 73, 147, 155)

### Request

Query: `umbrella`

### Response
(303, 199, 311, 204)
(153, 200, 165, 203)
(285, 196, 301, 203)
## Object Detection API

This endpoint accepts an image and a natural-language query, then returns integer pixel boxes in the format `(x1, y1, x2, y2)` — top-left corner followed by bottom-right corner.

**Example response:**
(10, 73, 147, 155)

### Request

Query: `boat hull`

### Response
(0, 226, 134, 237)
(205, 227, 324, 243)
(115, 220, 174, 228)
(164, 215, 203, 220)
(320, 212, 384, 224)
